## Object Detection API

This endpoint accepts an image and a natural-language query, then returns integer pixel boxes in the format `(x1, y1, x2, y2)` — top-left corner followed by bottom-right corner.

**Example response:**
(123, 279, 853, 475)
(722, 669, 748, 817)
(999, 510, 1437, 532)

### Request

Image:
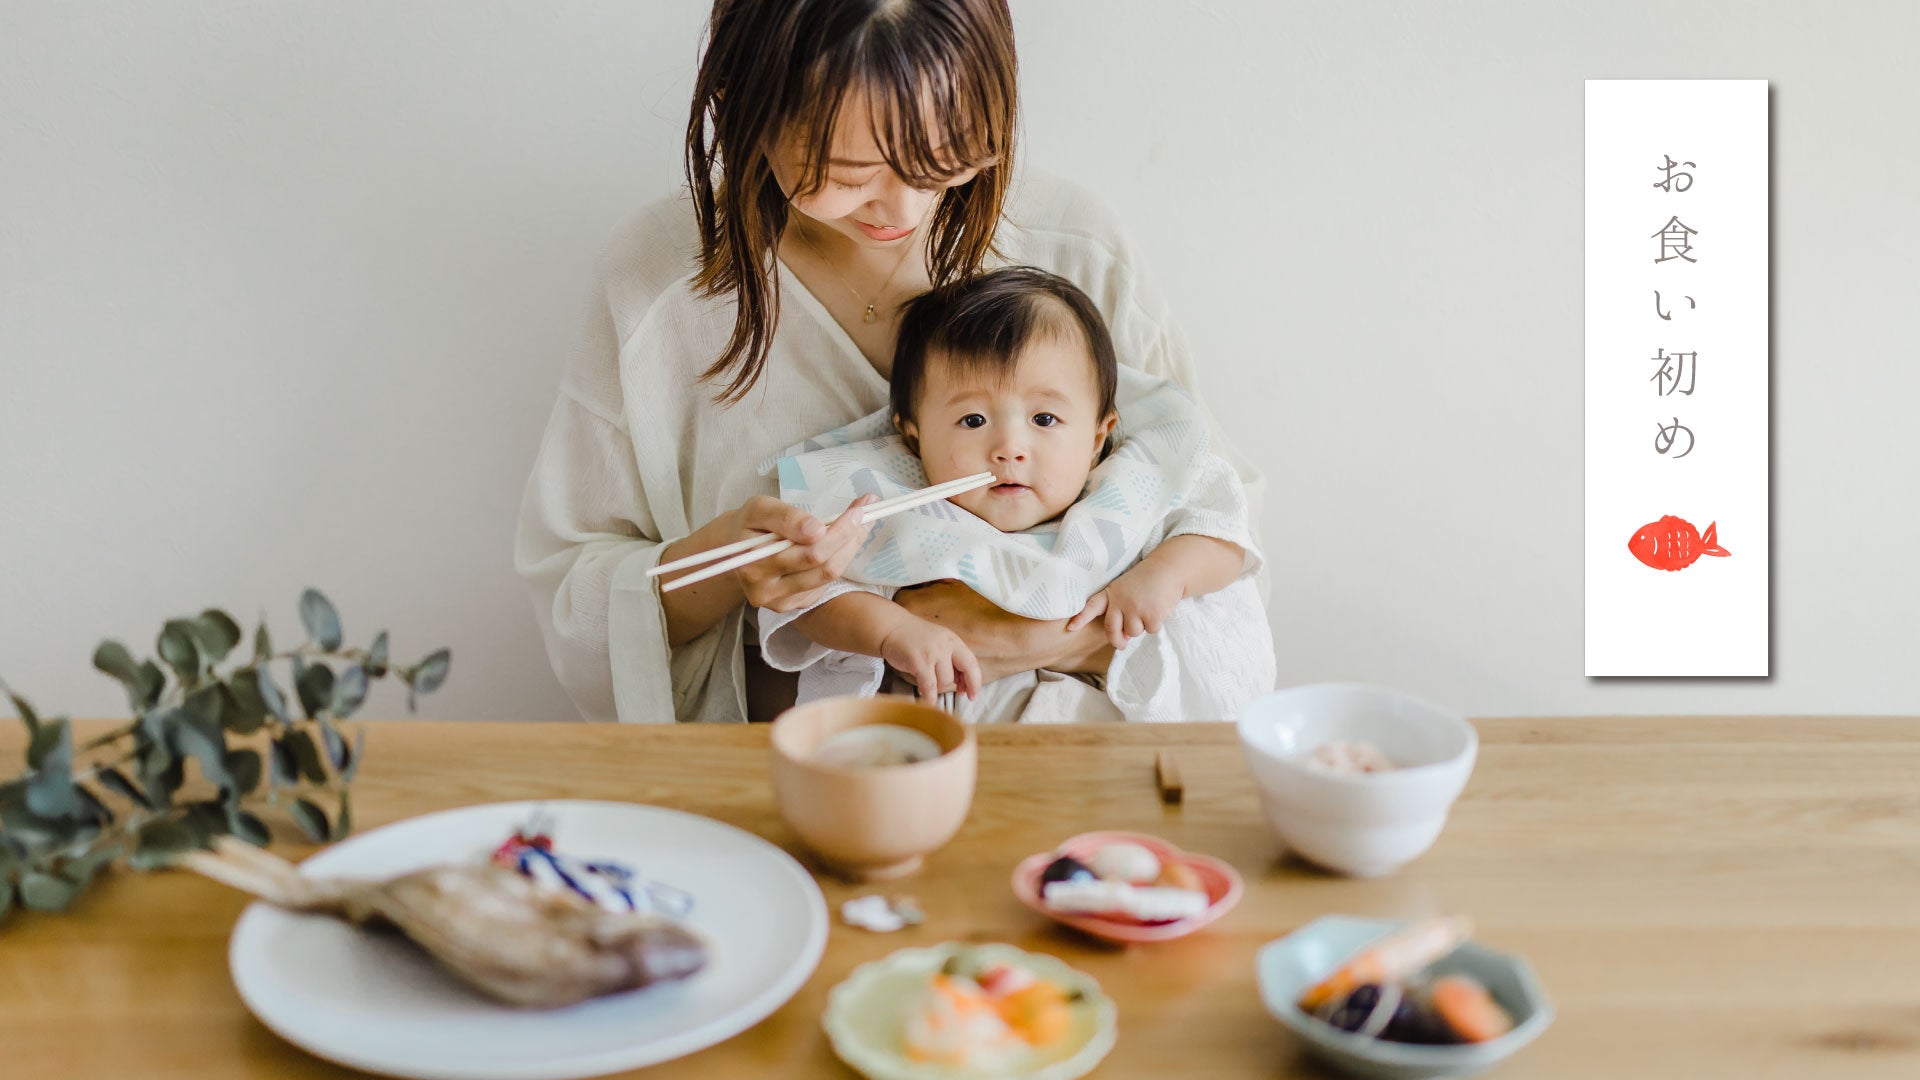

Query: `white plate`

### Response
(228, 800, 828, 1080)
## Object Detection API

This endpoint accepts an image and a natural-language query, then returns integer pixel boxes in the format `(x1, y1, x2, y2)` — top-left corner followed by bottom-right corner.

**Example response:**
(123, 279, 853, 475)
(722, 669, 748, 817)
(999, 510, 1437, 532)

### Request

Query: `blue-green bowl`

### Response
(1256, 917, 1554, 1080)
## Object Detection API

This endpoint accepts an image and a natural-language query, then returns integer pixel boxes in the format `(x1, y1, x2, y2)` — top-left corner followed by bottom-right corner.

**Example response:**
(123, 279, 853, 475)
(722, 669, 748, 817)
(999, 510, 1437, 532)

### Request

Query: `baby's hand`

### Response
(1067, 564, 1185, 649)
(878, 616, 982, 704)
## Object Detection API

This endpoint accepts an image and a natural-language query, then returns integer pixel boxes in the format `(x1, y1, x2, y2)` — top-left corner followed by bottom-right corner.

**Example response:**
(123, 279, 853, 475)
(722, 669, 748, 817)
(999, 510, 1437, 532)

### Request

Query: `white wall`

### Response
(3, 1, 1915, 722)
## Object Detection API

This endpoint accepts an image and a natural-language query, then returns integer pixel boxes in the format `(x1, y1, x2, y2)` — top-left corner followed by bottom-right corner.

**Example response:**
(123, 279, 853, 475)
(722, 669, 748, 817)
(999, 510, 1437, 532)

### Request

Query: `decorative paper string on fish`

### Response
(491, 813, 694, 919)
(758, 369, 1276, 723)
(1628, 515, 1731, 572)
(762, 370, 1251, 619)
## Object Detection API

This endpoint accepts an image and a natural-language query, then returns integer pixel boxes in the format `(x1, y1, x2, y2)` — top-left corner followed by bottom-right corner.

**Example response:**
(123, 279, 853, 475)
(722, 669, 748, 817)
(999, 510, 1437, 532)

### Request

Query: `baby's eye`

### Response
(959, 414, 986, 429)
(1032, 413, 1060, 428)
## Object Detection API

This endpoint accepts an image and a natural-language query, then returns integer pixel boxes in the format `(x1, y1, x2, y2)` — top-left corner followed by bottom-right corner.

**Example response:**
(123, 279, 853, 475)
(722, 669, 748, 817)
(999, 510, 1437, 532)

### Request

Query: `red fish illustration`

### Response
(1628, 515, 1731, 571)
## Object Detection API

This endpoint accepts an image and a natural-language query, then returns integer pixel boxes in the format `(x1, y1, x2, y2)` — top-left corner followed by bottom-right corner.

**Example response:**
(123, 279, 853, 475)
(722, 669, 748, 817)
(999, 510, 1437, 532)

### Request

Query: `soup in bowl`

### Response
(770, 696, 976, 881)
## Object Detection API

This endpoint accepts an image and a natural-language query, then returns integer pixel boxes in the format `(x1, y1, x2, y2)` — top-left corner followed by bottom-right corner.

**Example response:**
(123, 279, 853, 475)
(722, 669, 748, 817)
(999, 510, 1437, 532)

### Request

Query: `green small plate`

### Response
(1256, 916, 1554, 1079)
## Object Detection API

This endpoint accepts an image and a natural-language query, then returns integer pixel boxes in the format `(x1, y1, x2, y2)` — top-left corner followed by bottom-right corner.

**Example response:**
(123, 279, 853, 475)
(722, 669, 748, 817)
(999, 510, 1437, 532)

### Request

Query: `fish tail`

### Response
(1700, 521, 1731, 557)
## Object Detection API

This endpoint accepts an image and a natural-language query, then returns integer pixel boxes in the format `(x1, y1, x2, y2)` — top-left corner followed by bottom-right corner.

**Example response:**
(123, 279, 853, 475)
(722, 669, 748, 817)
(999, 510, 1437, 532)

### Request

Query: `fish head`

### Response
(1628, 525, 1663, 568)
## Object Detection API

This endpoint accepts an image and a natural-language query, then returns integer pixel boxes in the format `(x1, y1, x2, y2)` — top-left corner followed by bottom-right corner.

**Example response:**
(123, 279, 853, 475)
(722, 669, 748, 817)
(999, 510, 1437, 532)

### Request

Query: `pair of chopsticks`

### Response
(648, 472, 999, 593)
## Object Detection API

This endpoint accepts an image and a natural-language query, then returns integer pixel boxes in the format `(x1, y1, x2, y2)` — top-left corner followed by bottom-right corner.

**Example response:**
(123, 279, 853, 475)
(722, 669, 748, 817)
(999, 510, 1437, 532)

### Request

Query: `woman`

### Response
(516, 0, 1263, 723)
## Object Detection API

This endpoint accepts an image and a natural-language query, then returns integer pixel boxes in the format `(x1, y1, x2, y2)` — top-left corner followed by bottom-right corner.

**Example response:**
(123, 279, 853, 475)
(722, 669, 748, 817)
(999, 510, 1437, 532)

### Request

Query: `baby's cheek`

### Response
(928, 449, 974, 485)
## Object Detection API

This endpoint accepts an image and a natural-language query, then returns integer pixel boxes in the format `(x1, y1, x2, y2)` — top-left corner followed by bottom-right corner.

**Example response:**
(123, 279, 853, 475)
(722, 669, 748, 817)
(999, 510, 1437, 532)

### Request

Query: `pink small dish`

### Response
(1012, 830, 1243, 944)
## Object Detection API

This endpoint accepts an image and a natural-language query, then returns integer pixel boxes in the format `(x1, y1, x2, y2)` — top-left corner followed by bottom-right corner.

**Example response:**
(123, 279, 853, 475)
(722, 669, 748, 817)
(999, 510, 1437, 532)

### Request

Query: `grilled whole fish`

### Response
(184, 837, 708, 1008)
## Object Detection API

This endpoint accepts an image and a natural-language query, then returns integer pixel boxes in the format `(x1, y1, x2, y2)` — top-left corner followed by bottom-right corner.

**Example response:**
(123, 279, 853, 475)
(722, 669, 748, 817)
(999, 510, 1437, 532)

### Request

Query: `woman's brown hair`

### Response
(685, 0, 1018, 404)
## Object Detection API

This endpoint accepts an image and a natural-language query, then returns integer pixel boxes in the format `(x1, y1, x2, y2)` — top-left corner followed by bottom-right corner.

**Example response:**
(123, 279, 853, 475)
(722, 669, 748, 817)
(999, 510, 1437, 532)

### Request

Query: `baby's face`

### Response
(901, 332, 1117, 533)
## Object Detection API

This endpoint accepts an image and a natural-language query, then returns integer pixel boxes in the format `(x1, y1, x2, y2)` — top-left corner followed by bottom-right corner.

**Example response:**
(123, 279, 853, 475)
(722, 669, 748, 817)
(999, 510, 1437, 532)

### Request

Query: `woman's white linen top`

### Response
(514, 170, 1265, 723)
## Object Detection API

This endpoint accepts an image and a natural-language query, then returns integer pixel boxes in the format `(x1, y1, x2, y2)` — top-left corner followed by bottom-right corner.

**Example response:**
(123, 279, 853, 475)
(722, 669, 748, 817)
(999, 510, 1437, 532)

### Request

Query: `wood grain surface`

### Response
(2, 717, 1917, 1079)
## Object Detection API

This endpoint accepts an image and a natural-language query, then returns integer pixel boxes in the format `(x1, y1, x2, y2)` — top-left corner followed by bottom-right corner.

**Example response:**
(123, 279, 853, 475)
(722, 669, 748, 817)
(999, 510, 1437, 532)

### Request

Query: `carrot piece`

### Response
(1430, 975, 1514, 1043)
(996, 982, 1072, 1046)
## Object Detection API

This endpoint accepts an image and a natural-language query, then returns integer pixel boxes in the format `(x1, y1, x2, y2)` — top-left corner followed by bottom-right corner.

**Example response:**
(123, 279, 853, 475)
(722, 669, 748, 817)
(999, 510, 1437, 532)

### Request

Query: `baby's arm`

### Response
(793, 592, 983, 703)
(1067, 535, 1246, 650)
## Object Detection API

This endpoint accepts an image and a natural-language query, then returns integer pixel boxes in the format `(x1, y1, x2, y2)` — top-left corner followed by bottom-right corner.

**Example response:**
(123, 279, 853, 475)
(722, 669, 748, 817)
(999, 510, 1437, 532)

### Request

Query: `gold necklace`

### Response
(793, 221, 920, 324)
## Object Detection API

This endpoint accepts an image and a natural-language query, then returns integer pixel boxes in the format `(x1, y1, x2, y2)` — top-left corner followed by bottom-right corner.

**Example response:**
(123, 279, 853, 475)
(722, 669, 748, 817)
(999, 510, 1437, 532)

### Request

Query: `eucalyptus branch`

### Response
(0, 588, 451, 923)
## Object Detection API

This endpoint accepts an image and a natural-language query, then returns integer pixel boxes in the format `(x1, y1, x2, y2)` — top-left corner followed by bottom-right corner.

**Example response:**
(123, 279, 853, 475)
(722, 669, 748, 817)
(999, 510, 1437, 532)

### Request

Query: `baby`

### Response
(760, 266, 1273, 720)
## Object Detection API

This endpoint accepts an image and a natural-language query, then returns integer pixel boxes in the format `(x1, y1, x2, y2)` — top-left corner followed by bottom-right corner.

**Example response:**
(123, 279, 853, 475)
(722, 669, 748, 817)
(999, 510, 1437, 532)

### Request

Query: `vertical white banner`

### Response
(1586, 80, 1769, 676)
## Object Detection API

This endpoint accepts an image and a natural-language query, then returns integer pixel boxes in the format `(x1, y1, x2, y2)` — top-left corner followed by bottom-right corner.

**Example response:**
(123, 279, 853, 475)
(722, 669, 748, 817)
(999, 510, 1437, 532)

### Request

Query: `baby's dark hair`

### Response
(889, 266, 1118, 431)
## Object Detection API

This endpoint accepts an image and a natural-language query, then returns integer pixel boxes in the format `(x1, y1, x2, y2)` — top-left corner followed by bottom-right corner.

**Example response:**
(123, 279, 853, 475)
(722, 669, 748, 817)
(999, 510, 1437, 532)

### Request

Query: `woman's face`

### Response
(769, 92, 983, 250)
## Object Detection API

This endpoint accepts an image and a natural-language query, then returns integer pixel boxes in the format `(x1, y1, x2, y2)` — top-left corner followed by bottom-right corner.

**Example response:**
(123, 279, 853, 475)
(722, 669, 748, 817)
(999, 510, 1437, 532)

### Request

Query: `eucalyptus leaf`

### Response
(20, 870, 79, 912)
(256, 668, 290, 723)
(194, 608, 242, 662)
(295, 662, 334, 720)
(219, 684, 242, 729)
(91, 640, 141, 684)
(224, 673, 269, 735)
(225, 749, 263, 796)
(135, 661, 165, 708)
(288, 729, 328, 785)
(180, 802, 227, 846)
(139, 735, 174, 776)
(75, 782, 113, 827)
(268, 730, 297, 780)
(1, 588, 428, 920)
(332, 665, 368, 719)
(98, 766, 153, 810)
(299, 589, 343, 651)
(342, 726, 366, 782)
(157, 620, 203, 682)
(226, 808, 270, 847)
(92, 641, 148, 712)
(60, 841, 123, 888)
(25, 720, 75, 818)
(183, 684, 227, 730)
(318, 721, 348, 772)
(0, 804, 86, 852)
(289, 799, 329, 843)
(129, 818, 198, 870)
(137, 819, 196, 853)
(142, 754, 186, 809)
(166, 709, 232, 790)
(26, 718, 65, 771)
(7, 690, 41, 737)
(411, 649, 451, 696)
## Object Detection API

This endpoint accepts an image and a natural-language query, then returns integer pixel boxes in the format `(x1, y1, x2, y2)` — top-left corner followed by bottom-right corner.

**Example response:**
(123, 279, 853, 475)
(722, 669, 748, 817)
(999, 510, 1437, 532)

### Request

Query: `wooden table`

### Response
(3, 718, 1918, 1078)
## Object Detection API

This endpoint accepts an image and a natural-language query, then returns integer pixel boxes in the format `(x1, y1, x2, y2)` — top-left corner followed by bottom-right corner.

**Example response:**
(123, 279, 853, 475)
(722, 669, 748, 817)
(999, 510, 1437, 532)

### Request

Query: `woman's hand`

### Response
(658, 494, 875, 646)
(894, 580, 1115, 686)
(729, 494, 876, 613)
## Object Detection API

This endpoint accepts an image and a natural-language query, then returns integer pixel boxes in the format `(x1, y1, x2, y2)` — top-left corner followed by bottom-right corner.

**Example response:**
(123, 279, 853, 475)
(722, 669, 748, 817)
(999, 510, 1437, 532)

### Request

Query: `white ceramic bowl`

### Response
(1237, 684, 1477, 877)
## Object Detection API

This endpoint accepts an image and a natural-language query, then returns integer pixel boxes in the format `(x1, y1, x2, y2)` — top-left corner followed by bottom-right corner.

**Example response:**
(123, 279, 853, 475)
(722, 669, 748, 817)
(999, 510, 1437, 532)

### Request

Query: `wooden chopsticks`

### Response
(649, 472, 998, 593)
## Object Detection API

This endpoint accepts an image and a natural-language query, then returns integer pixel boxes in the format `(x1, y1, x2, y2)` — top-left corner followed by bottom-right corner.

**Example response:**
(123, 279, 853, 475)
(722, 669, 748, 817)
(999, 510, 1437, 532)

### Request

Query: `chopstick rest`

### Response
(1155, 750, 1184, 805)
